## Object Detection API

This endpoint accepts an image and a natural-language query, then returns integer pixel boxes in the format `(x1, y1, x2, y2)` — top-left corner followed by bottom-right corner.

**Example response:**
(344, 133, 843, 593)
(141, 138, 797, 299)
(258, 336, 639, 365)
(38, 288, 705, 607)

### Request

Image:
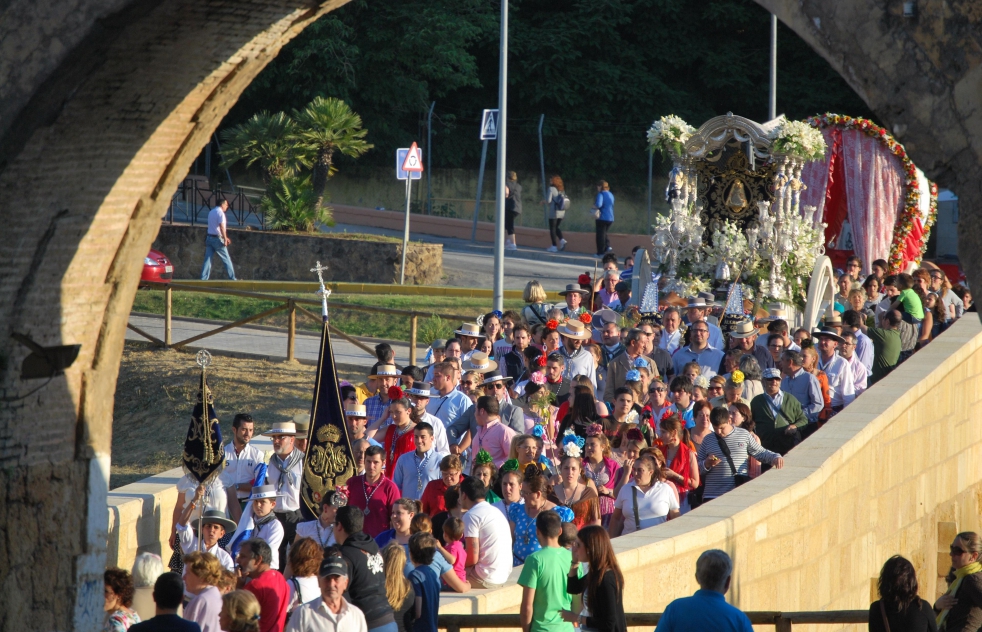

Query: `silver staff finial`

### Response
(195, 349, 212, 368)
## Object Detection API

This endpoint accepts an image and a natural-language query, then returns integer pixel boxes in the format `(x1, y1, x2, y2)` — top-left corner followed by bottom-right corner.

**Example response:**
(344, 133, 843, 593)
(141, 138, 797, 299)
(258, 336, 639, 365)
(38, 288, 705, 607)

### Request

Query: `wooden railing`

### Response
(439, 610, 869, 632)
(130, 282, 465, 365)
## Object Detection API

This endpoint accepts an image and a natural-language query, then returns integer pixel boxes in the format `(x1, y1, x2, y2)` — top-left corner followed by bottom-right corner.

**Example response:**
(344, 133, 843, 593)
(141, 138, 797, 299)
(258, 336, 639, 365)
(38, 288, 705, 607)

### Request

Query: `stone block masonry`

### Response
(153, 224, 443, 285)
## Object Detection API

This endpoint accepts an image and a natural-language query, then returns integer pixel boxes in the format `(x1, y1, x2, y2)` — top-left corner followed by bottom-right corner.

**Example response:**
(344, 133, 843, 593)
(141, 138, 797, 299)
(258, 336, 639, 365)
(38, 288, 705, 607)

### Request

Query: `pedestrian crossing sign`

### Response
(480, 109, 499, 140)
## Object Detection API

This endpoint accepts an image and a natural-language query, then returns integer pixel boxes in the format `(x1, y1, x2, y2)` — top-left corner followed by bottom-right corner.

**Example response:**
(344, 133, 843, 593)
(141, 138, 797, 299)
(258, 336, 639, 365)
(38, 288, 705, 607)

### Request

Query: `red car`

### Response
(141, 249, 173, 283)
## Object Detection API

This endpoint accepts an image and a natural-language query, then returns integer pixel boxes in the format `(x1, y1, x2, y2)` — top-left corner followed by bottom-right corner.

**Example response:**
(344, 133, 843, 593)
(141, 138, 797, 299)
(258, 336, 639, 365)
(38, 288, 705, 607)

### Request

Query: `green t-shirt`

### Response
(897, 288, 925, 319)
(866, 327, 901, 384)
(517, 546, 574, 632)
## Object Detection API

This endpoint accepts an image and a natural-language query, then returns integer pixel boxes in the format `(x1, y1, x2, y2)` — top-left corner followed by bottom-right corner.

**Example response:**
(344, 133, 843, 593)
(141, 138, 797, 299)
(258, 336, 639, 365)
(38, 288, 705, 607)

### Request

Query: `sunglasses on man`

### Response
(483, 382, 507, 390)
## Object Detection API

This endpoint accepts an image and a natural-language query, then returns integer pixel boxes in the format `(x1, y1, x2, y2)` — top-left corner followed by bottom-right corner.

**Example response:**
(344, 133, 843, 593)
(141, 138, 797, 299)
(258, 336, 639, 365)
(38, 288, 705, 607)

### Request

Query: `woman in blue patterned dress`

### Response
(507, 466, 574, 564)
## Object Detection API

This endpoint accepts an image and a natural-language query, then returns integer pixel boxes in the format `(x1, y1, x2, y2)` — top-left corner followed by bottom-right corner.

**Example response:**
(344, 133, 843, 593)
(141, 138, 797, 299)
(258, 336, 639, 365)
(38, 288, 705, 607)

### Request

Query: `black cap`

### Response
(615, 281, 631, 292)
(319, 555, 349, 578)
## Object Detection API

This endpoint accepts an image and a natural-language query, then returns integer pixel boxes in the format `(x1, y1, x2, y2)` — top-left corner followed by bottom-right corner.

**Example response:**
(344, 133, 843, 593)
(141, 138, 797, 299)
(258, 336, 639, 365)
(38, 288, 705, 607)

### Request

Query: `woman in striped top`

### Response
(696, 407, 783, 501)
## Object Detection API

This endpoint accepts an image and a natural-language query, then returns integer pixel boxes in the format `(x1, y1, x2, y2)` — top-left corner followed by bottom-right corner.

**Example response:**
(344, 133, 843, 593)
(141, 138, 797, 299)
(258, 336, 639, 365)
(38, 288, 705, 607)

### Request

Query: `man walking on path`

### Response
(656, 550, 753, 632)
(201, 198, 236, 280)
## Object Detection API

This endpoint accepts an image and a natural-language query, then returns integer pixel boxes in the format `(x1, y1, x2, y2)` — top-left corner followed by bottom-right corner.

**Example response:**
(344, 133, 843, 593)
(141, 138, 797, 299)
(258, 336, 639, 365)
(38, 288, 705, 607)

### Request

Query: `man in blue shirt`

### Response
(655, 549, 753, 632)
(778, 349, 824, 424)
(591, 180, 615, 256)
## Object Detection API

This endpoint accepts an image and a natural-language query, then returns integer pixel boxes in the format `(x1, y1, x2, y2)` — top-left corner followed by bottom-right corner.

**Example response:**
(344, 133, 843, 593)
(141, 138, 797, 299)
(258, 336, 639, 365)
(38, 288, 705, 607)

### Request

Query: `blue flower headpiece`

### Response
(561, 429, 585, 449)
(633, 356, 650, 368)
(491, 310, 503, 319)
(625, 369, 642, 382)
(531, 424, 545, 438)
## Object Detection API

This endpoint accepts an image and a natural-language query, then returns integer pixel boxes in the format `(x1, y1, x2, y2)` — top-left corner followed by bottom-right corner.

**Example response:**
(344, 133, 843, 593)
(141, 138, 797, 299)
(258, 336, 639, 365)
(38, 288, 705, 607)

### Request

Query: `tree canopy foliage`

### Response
(225, 0, 873, 183)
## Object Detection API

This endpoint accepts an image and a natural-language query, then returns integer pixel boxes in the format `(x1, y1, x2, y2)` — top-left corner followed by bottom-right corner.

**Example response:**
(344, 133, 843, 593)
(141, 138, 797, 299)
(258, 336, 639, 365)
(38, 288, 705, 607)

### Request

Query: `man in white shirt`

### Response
(426, 362, 472, 431)
(461, 477, 513, 589)
(685, 297, 724, 350)
(660, 306, 683, 354)
(285, 556, 368, 632)
(558, 320, 596, 390)
(455, 323, 483, 361)
(839, 331, 869, 396)
(222, 413, 265, 522)
(405, 382, 450, 453)
(242, 484, 286, 570)
(814, 327, 856, 413)
(200, 198, 237, 280)
(263, 422, 304, 571)
(392, 422, 446, 500)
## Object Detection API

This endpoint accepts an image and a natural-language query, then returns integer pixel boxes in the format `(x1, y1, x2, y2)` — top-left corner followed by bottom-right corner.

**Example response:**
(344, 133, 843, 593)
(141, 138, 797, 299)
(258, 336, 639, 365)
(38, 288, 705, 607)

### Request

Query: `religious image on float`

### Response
(182, 350, 226, 487)
(646, 112, 828, 314)
(300, 263, 356, 521)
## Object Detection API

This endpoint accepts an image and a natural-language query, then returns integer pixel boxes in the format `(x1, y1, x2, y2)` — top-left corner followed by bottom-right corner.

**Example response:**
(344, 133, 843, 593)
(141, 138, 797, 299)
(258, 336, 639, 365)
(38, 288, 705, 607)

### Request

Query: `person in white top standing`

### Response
(285, 555, 368, 632)
(200, 198, 237, 280)
(814, 327, 856, 413)
(461, 477, 513, 589)
(222, 413, 265, 522)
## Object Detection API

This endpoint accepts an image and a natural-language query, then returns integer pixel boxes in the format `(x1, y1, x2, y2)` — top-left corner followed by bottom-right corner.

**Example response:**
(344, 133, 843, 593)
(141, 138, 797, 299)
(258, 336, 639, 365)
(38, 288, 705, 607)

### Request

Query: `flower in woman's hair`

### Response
(585, 423, 604, 437)
(545, 319, 559, 330)
(625, 369, 642, 382)
(625, 427, 645, 443)
(474, 449, 495, 467)
(579, 312, 593, 324)
(491, 310, 503, 319)
(633, 356, 650, 368)
(660, 409, 676, 422)
(563, 442, 583, 458)
(501, 459, 520, 473)
(731, 370, 745, 385)
(536, 354, 548, 367)
(531, 424, 545, 438)
(578, 273, 592, 285)
(562, 430, 578, 444)
(530, 371, 546, 385)
(387, 385, 404, 400)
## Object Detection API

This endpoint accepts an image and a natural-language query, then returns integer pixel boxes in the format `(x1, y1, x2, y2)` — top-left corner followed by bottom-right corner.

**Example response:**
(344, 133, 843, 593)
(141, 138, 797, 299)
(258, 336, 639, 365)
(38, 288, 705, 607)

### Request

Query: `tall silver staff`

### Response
(311, 261, 331, 324)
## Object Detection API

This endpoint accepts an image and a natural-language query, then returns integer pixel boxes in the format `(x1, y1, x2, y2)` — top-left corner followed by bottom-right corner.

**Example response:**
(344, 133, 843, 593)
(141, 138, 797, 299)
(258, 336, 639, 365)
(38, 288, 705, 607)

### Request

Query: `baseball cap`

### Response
(319, 555, 349, 578)
(762, 368, 782, 380)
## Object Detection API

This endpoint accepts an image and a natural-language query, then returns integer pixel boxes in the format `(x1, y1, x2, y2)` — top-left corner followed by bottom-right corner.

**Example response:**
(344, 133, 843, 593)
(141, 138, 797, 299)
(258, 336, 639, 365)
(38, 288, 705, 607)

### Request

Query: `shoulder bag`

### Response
(715, 432, 751, 487)
(631, 486, 642, 532)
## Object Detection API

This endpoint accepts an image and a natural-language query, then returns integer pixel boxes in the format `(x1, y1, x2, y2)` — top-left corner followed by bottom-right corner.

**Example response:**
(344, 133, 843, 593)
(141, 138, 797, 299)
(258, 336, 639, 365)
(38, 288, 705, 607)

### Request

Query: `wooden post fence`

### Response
(164, 286, 172, 346)
(409, 314, 418, 366)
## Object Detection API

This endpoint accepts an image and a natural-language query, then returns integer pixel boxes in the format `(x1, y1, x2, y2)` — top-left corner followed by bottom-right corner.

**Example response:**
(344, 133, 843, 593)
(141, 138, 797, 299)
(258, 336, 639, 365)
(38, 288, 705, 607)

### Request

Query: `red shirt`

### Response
(244, 569, 288, 632)
(383, 423, 416, 477)
(346, 474, 402, 537)
(421, 479, 450, 516)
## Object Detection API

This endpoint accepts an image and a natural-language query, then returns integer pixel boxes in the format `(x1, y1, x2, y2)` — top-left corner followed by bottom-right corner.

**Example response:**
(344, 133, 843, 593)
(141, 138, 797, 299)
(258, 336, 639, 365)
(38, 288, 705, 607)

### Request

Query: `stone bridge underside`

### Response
(0, 0, 979, 629)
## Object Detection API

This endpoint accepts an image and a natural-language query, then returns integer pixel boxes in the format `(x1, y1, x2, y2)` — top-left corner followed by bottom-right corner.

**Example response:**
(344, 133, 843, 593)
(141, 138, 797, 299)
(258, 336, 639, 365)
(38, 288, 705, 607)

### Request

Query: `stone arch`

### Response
(0, 0, 979, 628)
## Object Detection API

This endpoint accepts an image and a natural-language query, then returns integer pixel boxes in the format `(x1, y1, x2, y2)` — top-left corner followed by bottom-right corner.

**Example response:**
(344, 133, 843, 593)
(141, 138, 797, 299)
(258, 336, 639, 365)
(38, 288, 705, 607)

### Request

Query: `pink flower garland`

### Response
(807, 113, 938, 272)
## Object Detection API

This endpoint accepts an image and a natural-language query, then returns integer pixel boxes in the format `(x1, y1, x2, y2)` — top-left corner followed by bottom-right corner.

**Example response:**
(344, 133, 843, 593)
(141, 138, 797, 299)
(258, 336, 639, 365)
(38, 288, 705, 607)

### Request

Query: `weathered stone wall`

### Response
(153, 225, 442, 285)
(107, 319, 982, 629)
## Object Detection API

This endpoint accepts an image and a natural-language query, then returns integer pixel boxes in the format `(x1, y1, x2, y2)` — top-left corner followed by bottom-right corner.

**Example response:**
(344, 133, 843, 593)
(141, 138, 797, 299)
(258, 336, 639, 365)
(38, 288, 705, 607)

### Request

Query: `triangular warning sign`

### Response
(401, 142, 424, 173)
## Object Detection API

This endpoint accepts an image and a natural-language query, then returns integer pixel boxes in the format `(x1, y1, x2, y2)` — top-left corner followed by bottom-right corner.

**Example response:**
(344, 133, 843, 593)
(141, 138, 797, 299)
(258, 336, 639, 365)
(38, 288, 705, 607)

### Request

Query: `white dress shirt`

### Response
(268, 450, 304, 513)
(285, 597, 367, 632)
(660, 329, 682, 354)
(818, 353, 856, 408)
(176, 522, 235, 570)
(844, 353, 869, 395)
(420, 411, 450, 453)
(296, 520, 336, 548)
(220, 442, 266, 500)
(252, 516, 285, 570)
(561, 346, 597, 391)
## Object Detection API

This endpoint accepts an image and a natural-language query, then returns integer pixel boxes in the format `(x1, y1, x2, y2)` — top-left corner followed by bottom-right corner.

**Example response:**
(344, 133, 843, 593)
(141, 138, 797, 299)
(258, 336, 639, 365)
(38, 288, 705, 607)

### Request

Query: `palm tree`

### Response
(219, 111, 303, 183)
(292, 97, 373, 211)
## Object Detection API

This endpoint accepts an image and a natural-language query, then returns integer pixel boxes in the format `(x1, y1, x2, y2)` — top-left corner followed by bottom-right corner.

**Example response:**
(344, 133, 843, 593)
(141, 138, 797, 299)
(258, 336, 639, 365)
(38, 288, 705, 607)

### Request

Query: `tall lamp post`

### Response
(492, 0, 508, 312)
(769, 14, 777, 120)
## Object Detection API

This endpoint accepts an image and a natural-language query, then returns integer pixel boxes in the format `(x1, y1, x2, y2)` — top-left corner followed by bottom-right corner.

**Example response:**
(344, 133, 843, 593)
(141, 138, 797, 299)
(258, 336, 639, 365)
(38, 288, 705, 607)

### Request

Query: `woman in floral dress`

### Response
(507, 467, 574, 564)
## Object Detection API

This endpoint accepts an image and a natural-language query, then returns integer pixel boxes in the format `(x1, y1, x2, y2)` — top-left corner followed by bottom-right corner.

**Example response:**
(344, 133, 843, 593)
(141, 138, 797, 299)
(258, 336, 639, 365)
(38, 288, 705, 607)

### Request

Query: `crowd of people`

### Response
(105, 250, 975, 632)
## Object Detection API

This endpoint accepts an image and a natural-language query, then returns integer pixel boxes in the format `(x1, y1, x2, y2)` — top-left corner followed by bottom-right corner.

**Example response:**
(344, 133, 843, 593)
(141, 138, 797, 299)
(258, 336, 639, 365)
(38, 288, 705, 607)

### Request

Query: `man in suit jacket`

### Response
(604, 328, 657, 401)
(750, 368, 808, 457)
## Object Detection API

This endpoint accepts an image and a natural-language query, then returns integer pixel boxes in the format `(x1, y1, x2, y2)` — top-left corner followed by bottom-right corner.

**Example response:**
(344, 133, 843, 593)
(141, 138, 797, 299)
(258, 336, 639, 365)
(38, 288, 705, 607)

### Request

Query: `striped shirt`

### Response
(696, 427, 780, 499)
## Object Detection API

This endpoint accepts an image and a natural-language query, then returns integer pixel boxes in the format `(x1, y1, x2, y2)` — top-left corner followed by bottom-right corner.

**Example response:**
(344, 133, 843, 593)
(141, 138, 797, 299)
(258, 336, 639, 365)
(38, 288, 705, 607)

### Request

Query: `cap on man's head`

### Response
(319, 555, 349, 578)
(762, 368, 782, 380)
(430, 339, 447, 350)
(615, 281, 631, 292)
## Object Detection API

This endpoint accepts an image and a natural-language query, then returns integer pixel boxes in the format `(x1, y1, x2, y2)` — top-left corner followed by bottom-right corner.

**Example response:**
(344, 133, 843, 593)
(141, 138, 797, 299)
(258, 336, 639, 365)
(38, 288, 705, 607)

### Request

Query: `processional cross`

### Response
(311, 261, 331, 323)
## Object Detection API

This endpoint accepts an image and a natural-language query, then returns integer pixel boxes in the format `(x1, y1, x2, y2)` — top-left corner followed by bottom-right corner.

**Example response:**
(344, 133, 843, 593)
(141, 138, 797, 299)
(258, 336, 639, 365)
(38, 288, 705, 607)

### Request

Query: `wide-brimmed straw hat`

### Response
(686, 297, 709, 309)
(481, 369, 513, 385)
(559, 283, 590, 297)
(263, 422, 297, 436)
(729, 320, 758, 339)
(369, 364, 399, 378)
(406, 381, 432, 397)
(292, 413, 310, 435)
(454, 323, 484, 338)
(345, 403, 367, 418)
(463, 352, 497, 373)
(558, 319, 591, 340)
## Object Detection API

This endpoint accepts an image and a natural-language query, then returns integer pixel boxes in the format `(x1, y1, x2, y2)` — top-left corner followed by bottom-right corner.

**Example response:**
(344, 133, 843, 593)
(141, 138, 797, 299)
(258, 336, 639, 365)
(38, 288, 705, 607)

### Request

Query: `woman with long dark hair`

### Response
(564, 525, 626, 632)
(869, 555, 936, 632)
(558, 390, 602, 438)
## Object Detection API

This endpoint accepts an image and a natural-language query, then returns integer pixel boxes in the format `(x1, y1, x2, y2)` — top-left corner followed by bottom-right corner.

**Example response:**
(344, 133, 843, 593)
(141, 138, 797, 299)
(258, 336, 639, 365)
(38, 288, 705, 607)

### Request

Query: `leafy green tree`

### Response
(292, 97, 373, 211)
(260, 175, 331, 232)
(218, 111, 303, 183)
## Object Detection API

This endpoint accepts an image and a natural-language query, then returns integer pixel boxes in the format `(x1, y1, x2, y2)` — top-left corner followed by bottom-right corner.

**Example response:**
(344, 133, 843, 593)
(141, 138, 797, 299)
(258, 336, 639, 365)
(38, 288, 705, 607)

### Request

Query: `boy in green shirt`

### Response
(518, 512, 573, 632)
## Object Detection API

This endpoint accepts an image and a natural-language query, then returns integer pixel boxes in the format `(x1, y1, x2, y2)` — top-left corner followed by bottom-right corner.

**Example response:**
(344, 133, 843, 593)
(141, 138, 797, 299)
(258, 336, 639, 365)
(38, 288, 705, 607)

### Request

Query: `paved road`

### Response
(126, 313, 421, 372)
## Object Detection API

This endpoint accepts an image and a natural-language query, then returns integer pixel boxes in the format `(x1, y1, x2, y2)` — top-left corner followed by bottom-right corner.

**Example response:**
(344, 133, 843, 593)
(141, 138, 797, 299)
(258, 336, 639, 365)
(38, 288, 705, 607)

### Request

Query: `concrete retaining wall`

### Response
(107, 318, 982, 625)
(153, 224, 443, 285)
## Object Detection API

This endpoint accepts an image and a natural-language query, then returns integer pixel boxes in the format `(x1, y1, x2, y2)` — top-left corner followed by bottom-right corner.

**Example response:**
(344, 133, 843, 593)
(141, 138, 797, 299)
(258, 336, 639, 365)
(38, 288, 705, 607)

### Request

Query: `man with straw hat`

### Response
(405, 381, 450, 454)
(346, 403, 381, 449)
(292, 413, 311, 453)
(454, 323, 484, 362)
(557, 283, 590, 319)
(262, 421, 303, 572)
(557, 319, 597, 391)
(448, 368, 525, 455)
(684, 296, 724, 351)
(813, 326, 856, 415)
(363, 363, 401, 429)
(727, 319, 775, 370)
